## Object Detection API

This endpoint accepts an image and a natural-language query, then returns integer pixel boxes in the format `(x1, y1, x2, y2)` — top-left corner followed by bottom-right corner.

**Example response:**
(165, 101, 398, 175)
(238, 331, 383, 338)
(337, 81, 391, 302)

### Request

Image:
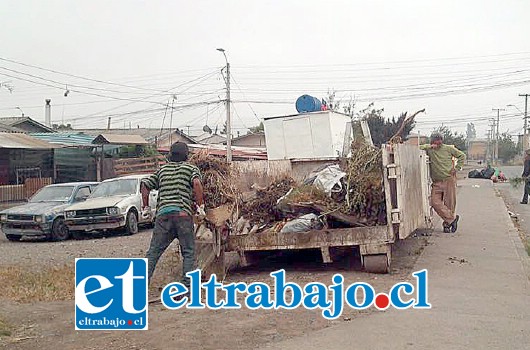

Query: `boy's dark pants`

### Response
(145, 213, 195, 288)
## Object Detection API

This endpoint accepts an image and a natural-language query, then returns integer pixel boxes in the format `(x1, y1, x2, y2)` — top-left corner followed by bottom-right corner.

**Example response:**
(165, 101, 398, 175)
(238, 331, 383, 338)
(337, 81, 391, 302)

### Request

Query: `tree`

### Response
(466, 123, 476, 140)
(361, 105, 416, 147)
(432, 126, 467, 152)
(498, 132, 518, 164)
(52, 123, 73, 130)
(247, 122, 264, 134)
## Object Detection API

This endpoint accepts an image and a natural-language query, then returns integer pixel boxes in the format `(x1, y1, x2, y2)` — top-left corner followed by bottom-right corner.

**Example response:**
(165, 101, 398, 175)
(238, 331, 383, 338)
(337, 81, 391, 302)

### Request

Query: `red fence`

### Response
(0, 177, 53, 202)
(113, 156, 166, 177)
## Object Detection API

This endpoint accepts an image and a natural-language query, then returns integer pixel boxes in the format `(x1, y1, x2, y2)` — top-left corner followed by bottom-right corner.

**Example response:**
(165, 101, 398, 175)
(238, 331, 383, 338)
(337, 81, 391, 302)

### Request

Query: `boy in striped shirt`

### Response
(141, 142, 204, 289)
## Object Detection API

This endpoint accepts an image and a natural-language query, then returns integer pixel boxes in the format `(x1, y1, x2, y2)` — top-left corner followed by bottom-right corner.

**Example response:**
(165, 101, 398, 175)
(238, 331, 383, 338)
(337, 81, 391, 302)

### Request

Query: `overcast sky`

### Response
(1, 0, 530, 138)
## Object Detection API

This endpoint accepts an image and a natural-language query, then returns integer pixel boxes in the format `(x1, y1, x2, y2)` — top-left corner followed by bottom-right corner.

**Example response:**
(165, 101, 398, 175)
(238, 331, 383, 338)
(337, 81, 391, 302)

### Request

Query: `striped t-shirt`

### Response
(141, 162, 201, 216)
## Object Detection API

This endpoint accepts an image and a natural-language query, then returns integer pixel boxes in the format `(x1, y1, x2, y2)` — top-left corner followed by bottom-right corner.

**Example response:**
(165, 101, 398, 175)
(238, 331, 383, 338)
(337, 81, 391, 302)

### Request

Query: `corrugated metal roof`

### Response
(73, 128, 175, 142)
(31, 132, 96, 147)
(92, 133, 149, 145)
(0, 132, 60, 149)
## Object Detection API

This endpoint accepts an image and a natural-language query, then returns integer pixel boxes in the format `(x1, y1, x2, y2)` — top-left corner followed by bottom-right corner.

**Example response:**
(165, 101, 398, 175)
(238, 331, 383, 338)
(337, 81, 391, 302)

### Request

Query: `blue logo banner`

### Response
(75, 258, 148, 330)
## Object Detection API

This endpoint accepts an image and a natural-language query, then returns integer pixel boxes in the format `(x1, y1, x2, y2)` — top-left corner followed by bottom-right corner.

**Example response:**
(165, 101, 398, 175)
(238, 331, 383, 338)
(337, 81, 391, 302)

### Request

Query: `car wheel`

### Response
(124, 211, 139, 235)
(6, 234, 21, 242)
(51, 218, 70, 241)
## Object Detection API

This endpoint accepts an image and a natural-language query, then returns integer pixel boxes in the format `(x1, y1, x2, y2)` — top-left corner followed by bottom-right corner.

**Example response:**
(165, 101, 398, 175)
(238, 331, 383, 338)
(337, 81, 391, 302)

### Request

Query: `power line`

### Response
(0, 56, 218, 93)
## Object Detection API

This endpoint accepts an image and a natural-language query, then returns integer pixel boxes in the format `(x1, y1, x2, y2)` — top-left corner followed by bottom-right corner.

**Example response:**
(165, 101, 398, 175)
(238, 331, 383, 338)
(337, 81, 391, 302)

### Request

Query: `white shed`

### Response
(263, 111, 353, 160)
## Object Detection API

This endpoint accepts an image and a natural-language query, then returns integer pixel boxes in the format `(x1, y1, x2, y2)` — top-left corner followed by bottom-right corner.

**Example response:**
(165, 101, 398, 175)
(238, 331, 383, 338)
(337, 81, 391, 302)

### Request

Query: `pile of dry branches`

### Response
(189, 151, 240, 208)
(241, 177, 295, 226)
(339, 140, 386, 225)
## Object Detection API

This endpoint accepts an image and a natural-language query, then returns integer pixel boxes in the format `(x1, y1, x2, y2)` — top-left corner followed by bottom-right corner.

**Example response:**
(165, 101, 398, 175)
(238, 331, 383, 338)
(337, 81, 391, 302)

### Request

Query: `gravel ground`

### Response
(0, 220, 430, 350)
(0, 228, 154, 268)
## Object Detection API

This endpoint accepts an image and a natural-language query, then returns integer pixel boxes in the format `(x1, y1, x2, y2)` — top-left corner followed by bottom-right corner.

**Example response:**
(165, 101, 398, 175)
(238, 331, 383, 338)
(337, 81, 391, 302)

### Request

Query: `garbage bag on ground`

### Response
(468, 169, 482, 178)
(280, 213, 324, 233)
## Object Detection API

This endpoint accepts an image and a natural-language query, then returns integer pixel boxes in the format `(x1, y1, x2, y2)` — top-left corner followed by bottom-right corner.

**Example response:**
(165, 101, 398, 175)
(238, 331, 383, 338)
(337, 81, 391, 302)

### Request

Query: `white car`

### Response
(64, 174, 157, 236)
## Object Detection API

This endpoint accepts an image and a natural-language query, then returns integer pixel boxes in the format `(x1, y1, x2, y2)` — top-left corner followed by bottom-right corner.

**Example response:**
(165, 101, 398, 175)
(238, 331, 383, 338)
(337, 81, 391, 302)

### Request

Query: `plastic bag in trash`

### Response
(308, 165, 346, 196)
(280, 213, 324, 233)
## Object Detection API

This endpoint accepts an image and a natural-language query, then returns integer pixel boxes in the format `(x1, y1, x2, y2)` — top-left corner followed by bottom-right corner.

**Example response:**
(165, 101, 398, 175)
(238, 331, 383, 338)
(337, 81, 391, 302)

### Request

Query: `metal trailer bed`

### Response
(223, 143, 432, 274)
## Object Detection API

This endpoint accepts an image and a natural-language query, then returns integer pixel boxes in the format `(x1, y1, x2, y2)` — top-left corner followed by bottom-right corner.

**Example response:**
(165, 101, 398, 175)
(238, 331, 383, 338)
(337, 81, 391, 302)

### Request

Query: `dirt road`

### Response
(0, 226, 429, 350)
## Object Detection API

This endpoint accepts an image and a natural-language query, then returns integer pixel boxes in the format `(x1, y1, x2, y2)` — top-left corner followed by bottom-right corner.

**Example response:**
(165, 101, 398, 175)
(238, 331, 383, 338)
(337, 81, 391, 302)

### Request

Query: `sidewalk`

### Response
(261, 178, 530, 350)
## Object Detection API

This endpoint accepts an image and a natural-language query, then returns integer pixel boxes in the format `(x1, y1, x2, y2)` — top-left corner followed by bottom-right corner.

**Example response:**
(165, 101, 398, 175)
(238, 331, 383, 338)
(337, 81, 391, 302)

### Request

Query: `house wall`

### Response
(54, 148, 97, 183)
(2, 149, 54, 185)
(468, 141, 487, 160)
(232, 134, 266, 148)
(157, 133, 195, 148)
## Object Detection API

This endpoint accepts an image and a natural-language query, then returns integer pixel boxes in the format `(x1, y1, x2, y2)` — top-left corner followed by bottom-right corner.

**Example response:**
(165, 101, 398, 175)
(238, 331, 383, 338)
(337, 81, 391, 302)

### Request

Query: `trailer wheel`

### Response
(363, 254, 389, 274)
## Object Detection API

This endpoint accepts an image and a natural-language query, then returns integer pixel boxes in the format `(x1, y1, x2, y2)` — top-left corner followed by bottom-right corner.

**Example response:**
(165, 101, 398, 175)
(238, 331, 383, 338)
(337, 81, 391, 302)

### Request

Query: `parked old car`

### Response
(0, 182, 99, 241)
(64, 174, 157, 236)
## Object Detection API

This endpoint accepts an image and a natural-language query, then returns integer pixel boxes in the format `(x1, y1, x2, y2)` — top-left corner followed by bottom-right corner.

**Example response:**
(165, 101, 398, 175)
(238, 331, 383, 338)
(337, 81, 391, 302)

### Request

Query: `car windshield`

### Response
(89, 179, 138, 198)
(30, 186, 74, 202)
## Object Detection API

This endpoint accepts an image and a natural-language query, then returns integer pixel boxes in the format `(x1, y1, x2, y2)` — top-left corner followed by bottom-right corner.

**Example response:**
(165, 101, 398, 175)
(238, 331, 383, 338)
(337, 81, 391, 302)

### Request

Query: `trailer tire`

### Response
(363, 254, 389, 274)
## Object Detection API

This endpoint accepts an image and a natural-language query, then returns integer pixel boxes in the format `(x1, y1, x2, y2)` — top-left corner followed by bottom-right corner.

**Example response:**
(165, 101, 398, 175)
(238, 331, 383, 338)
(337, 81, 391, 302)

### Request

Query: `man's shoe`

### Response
(521, 201, 528, 204)
(450, 215, 460, 233)
(443, 222, 451, 233)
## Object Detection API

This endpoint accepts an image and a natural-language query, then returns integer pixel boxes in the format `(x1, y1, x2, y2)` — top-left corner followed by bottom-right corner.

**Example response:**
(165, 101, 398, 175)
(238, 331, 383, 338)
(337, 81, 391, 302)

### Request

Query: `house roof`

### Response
(230, 132, 265, 142)
(92, 133, 149, 145)
(0, 132, 60, 149)
(0, 124, 20, 132)
(31, 132, 96, 147)
(158, 143, 267, 160)
(0, 116, 55, 133)
(196, 133, 226, 144)
(72, 128, 185, 143)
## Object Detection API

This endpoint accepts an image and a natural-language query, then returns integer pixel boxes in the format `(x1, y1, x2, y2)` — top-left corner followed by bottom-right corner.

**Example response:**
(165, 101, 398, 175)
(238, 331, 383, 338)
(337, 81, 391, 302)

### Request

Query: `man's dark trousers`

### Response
(145, 212, 195, 287)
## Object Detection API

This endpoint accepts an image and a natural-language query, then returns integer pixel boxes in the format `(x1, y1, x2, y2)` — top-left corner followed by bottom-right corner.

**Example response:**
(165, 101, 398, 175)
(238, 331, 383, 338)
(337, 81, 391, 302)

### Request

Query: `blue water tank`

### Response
(295, 95, 322, 113)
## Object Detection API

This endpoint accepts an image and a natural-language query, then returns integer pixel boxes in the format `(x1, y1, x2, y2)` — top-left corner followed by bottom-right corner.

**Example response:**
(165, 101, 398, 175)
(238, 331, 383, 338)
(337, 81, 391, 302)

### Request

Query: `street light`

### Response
(15, 107, 24, 117)
(507, 104, 523, 114)
(507, 104, 526, 152)
(217, 48, 232, 162)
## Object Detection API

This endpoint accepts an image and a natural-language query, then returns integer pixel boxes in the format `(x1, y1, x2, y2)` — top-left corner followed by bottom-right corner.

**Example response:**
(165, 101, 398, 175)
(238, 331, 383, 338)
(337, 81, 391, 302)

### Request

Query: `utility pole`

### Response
(217, 48, 232, 162)
(520, 94, 529, 150)
(488, 119, 496, 162)
(492, 108, 504, 164)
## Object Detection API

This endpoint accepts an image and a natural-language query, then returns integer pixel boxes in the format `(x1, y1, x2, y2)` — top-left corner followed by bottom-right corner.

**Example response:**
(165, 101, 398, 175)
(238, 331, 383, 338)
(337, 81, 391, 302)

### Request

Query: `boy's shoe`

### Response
(450, 215, 460, 233)
(520, 201, 528, 204)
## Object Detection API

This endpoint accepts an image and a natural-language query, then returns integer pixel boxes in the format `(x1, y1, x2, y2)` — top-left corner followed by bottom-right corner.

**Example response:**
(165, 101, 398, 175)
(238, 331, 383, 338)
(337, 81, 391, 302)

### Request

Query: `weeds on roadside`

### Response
(0, 265, 74, 303)
(0, 316, 11, 338)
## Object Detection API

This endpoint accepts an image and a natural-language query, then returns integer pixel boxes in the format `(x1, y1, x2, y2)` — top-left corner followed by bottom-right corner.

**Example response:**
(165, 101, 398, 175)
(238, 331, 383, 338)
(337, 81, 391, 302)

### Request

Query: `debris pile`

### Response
(339, 141, 387, 225)
(191, 140, 388, 237)
(233, 141, 387, 234)
(189, 151, 240, 208)
(240, 177, 295, 226)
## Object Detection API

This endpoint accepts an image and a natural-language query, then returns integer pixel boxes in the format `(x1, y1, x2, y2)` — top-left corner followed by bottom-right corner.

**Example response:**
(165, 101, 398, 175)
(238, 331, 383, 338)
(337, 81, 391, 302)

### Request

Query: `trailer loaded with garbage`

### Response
(191, 107, 431, 277)
(192, 141, 432, 277)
